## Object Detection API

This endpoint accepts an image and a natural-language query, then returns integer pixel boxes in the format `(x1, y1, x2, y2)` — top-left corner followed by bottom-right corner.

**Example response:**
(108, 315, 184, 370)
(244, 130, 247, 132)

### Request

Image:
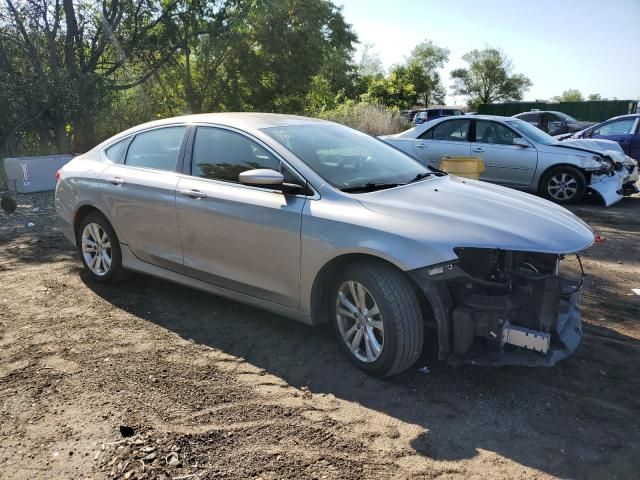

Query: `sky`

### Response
(337, 0, 640, 105)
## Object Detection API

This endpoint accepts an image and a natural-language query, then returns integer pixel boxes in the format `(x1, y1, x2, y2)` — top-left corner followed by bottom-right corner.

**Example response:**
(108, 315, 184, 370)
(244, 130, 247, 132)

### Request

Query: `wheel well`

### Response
(537, 163, 588, 193)
(73, 205, 103, 245)
(309, 253, 434, 326)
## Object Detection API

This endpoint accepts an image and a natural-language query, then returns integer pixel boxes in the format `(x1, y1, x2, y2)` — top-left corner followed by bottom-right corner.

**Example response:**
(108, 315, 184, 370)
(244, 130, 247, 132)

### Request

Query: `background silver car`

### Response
(381, 114, 636, 205)
(56, 113, 594, 376)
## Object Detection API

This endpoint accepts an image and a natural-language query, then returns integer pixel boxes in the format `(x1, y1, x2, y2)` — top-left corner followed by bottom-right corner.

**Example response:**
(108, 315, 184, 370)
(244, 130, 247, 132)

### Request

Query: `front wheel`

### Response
(540, 166, 586, 204)
(331, 262, 424, 377)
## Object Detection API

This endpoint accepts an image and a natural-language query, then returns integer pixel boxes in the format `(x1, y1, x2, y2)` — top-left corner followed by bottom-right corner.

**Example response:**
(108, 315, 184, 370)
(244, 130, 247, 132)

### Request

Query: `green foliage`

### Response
(553, 89, 585, 102)
(451, 47, 532, 109)
(363, 68, 417, 109)
(587, 93, 605, 101)
(319, 101, 410, 136)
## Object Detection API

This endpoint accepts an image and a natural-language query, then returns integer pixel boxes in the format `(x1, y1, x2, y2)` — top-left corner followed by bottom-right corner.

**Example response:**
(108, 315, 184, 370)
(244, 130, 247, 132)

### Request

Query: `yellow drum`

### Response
(439, 156, 485, 180)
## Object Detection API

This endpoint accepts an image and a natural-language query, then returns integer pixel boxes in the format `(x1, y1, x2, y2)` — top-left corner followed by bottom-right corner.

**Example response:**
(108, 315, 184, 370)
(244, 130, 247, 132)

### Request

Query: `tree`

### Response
(588, 93, 606, 101)
(363, 65, 416, 109)
(450, 47, 532, 109)
(171, 0, 357, 114)
(553, 89, 584, 102)
(357, 43, 384, 78)
(1, 0, 198, 151)
(405, 40, 449, 106)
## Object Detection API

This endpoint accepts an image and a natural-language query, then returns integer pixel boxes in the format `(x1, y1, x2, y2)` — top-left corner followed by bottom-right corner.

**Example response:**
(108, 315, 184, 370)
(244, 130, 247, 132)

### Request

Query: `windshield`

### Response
(262, 124, 433, 191)
(555, 112, 578, 123)
(505, 119, 559, 145)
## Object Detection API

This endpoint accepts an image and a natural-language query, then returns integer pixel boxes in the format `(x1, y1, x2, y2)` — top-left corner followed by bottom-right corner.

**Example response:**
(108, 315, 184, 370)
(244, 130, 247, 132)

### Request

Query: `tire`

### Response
(330, 261, 424, 377)
(540, 166, 586, 205)
(76, 212, 130, 283)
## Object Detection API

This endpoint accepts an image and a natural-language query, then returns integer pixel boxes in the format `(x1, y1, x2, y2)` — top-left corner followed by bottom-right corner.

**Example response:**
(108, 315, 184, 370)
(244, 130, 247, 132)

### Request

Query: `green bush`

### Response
(318, 101, 410, 136)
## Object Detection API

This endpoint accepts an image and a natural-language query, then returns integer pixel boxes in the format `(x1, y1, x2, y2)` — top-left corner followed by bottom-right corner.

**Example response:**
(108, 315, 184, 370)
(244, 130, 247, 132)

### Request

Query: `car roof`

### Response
(451, 114, 514, 121)
(100, 112, 330, 146)
(138, 112, 327, 130)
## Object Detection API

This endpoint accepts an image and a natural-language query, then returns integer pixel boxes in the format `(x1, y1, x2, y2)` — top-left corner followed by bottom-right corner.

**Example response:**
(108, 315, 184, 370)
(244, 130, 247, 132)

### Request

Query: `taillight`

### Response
(55, 169, 62, 182)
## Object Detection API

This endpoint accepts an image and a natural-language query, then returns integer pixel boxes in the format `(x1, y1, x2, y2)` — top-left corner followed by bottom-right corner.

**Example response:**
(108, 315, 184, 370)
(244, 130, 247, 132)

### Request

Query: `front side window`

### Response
(556, 112, 578, 123)
(475, 120, 521, 145)
(592, 118, 636, 136)
(263, 123, 430, 190)
(506, 119, 558, 146)
(191, 127, 281, 182)
(430, 119, 470, 141)
(125, 126, 187, 171)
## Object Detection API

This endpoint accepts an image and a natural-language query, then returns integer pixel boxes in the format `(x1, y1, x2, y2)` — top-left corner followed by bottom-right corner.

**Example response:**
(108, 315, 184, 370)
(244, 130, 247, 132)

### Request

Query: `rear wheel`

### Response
(540, 166, 586, 204)
(331, 262, 424, 377)
(77, 212, 130, 283)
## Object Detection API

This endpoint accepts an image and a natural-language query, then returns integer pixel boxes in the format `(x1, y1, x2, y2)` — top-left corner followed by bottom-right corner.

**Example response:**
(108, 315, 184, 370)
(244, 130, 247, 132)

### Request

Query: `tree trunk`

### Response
(73, 113, 96, 153)
(53, 112, 69, 153)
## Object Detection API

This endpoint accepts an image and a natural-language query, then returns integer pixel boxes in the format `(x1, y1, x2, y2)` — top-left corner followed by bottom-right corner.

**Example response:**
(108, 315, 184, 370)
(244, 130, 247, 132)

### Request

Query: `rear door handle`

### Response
(106, 177, 124, 186)
(415, 143, 428, 149)
(179, 189, 207, 199)
(472, 147, 485, 152)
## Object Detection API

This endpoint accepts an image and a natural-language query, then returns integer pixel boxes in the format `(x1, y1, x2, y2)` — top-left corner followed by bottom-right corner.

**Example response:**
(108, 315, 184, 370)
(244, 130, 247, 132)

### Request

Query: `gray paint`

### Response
(55, 113, 595, 327)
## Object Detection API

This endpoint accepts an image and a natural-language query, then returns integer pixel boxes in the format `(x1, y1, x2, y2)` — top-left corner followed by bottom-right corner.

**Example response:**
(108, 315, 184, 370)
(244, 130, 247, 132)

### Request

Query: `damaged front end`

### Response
(582, 151, 639, 205)
(411, 248, 584, 367)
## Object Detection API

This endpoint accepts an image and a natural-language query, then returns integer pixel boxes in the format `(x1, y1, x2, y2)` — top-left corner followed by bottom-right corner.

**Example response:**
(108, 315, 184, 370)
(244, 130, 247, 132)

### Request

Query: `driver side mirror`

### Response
(239, 168, 284, 186)
(239, 168, 307, 195)
(512, 137, 530, 148)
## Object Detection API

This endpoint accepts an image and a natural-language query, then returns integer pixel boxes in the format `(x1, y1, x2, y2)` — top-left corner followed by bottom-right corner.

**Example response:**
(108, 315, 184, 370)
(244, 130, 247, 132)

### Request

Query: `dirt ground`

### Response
(1, 191, 639, 480)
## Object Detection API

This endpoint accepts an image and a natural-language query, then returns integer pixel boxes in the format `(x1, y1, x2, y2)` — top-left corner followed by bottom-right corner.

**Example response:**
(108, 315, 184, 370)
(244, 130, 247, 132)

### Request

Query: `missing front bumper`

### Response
(410, 249, 585, 367)
(460, 291, 582, 367)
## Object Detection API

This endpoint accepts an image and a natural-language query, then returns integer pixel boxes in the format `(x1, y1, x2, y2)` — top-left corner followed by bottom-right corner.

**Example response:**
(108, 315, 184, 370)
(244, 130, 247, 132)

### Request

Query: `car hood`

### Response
(357, 176, 594, 255)
(556, 138, 627, 163)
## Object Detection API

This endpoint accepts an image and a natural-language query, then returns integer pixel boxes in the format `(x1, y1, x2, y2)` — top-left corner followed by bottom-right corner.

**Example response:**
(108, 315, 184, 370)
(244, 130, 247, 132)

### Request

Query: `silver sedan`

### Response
(56, 113, 594, 376)
(381, 114, 637, 206)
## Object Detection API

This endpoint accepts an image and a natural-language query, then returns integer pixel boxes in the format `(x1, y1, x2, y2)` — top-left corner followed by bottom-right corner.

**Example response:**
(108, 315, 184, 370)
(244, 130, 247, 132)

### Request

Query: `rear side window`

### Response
(105, 138, 131, 163)
(191, 127, 281, 182)
(428, 119, 470, 141)
(518, 113, 537, 122)
(125, 126, 187, 171)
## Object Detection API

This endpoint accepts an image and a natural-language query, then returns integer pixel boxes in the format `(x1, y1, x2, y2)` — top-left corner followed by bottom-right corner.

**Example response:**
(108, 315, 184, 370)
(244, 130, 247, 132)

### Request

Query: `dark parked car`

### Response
(413, 108, 464, 125)
(513, 111, 595, 136)
(557, 114, 640, 161)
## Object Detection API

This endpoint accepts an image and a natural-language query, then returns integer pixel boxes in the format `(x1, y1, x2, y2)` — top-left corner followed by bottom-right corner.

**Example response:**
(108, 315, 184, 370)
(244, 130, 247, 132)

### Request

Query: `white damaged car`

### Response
(381, 115, 639, 206)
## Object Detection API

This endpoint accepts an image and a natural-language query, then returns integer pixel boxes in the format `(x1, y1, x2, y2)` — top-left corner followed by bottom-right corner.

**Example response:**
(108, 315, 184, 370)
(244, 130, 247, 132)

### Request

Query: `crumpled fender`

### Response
(588, 172, 625, 207)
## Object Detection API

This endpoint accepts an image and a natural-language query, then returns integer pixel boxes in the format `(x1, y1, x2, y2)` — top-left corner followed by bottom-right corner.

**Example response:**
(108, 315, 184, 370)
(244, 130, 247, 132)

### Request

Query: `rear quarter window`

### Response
(104, 138, 131, 163)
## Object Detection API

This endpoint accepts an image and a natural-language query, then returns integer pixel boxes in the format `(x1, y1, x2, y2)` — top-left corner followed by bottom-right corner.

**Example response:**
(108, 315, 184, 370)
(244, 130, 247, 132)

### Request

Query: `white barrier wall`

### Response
(3, 155, 73, 193)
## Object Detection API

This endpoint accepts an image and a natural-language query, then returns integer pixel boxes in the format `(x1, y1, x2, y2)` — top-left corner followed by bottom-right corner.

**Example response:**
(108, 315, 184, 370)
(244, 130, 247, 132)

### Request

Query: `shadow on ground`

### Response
(83, 268, 640, 480)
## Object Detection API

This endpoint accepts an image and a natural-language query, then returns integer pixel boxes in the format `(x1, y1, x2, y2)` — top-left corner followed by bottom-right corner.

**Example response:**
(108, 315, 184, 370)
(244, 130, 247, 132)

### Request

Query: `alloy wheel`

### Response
(81, 223, 112, 276)
(548, 172, 578, 201)
(336, 280, 384, 363)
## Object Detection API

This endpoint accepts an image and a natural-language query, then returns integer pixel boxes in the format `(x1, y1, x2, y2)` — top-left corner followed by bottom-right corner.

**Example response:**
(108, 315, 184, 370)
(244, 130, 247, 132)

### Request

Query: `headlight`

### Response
(583, 155, 604, 171)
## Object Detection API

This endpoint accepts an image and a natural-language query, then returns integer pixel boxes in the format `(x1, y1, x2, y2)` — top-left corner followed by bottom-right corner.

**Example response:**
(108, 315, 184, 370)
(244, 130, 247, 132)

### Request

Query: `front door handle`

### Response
(179, 189, 208, 199)
(106, 177, 124, 186)
(415, 143, 428, 149)
(472, 147, 485, 152)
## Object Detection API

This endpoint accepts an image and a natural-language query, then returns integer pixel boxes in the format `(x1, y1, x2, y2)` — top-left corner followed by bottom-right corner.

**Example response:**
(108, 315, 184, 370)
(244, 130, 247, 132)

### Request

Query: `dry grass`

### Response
(318, 102, 410, 136)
